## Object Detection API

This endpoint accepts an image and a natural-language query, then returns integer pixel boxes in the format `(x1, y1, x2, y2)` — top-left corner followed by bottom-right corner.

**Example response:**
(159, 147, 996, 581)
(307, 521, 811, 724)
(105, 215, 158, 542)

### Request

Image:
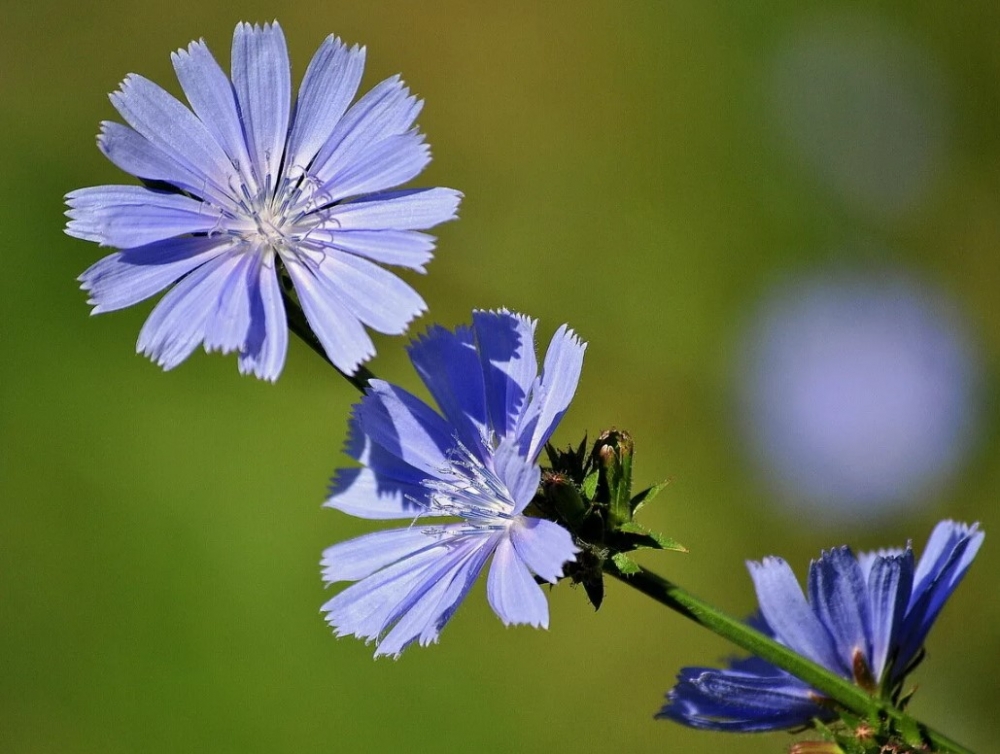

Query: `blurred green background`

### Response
(2, 2, 998, 752)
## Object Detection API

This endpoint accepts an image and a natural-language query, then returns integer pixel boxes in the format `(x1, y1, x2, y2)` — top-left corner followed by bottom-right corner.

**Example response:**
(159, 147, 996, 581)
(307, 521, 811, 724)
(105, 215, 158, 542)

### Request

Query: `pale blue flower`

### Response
(659, 520, 984, 731)
(321, 310, 585, 657)
(66, 22, 461, 380)
(737, 269, 981, 522)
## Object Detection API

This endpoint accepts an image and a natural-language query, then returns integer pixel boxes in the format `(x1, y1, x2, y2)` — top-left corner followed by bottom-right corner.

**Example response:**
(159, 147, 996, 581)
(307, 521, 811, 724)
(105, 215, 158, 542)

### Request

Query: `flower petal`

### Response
(97, 121, 238, 206)
(305, 75, 422, 194)
(321, 526, 451, 583)
(322, 187, 461, 231)
(65, 185, 228, 249)
(284, 255, 375, 375)
(325, 467, 433, 519)
(78, 235, 232, 314)
(202, 250, 257, 354)
(307, 250, 426, 335)
(896, 521, 984, 673)
(807, 546, 873, 677)
(472, 310, 538, 440)
(308, 131, 431, 205)
(321, 528, 492, 657)
(487, 535, 549, 628)
(237, 257, 288, 381)
(866, 548, 913, 680)
(508, 515, 578, 583)
(658, 666, 825, 732)
(171, 39, 257, 195)
(284, 36, 365, 180)
(109, 74, 234, 204)
(376, 536, 494, 657)
(136, 250, 244, 370)
(352, 380, 455, 478)
(231, 21, 291, 189)
(312, 229, 436, 272)
(407, 325, 489, 459)
(517, 323, 587, 460)
(493, 439, 542, 513)
(321, 531, 458, 643)
(748, 557, 844, 674)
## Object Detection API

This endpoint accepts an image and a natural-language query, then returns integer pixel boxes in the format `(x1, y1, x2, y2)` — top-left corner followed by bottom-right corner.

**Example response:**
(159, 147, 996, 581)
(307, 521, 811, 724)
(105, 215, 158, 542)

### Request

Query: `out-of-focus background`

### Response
(2, 2, 998, 752)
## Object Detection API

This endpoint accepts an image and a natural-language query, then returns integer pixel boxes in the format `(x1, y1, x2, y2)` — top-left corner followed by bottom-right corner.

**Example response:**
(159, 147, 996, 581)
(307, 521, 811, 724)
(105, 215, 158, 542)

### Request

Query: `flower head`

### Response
(66, 21, 461, 380)
(659, 520, 984, 732)
(320, 310, 585, 657)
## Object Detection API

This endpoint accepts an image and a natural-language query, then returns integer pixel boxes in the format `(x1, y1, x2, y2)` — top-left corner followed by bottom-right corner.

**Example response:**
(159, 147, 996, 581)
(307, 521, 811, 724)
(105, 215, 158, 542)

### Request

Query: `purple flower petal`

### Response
(321, 526, 449, 583)
(283, 255, 375, 375)
(325, 467, 433, 519)
(78, 236, 231, 314)
(658, 666, 824, 732)
(407, 325, 489, 460)
(237, 257, 287, 382)
(312, 131, 431, 205)
(866, 549, 913, 679)
(309, 250, 426, 335)
(65, 186, 228, 249)
(231, 22, 290, 189)
(97, 121, 233, 203)
(283, 35, 365, 182)
(316, 229, 436, 272)
(486, 536, 549, 628)
(109, 74, 234, 204)
(305, 76, 422, 195)
(171, 39, 257, 195)
(323, 187, 461, 231)
(517, 324, 586, 460)
(376, 537, 494, 657)
(352, 380, 455, 478)
(748, 557, 844, 674)
(508, 516, 578, 583)
(808, 546, 873, 678)
(472, 310, 538, 439)
(896, 520, 984, 673)
(136, 250, 244, 369)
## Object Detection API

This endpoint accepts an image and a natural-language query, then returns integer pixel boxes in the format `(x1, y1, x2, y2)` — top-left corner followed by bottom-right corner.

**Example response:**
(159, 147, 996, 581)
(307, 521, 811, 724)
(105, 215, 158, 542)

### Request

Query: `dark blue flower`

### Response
(659, 520, 983, 731)
(66, 22, 461, 380)
(320, 310, 585, 657)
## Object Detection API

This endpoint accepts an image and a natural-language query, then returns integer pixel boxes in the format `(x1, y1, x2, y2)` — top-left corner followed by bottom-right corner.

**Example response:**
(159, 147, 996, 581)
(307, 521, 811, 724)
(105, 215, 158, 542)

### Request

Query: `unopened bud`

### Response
(542, 471, 587, 529)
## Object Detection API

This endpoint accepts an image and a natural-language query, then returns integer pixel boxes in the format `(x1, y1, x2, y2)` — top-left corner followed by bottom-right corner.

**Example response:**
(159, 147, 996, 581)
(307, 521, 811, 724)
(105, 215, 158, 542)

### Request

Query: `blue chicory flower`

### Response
(320, 310, 585, 657)
(66, 21, 461, 380)
(659, 520, 984, 732)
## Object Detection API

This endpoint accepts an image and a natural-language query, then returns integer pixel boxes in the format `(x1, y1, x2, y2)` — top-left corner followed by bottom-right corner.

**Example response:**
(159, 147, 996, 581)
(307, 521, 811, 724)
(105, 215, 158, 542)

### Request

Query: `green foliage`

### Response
(538, 430, 685, 609)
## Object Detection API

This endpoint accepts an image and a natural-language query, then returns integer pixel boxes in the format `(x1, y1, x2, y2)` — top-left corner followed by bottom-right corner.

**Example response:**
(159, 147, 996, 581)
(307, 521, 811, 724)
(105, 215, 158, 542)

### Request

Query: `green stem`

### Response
(606, 564, 975, 754)
(281, 288, 375, 393)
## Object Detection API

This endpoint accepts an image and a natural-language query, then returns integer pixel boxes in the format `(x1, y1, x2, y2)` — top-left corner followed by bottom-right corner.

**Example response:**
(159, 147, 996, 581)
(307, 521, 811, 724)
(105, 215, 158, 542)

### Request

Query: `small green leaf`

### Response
(618, 522, 687, 553)
(630, 480, 669, 514)
(611, 552, 639, 575)
(581, 470, 599, 500)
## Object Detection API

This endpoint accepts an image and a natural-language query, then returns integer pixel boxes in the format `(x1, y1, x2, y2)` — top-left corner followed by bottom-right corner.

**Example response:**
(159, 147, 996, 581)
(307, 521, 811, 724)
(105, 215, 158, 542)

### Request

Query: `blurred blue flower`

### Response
(658, 520, 983, 732)
(321, 310, 585, 657)
(738, 270, 981, 522)
(66, 21, 461, 380)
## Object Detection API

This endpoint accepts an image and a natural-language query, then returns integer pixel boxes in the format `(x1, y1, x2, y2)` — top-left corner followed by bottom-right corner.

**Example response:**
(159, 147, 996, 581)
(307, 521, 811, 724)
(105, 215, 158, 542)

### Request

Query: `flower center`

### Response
(423, 442, 517, 527)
